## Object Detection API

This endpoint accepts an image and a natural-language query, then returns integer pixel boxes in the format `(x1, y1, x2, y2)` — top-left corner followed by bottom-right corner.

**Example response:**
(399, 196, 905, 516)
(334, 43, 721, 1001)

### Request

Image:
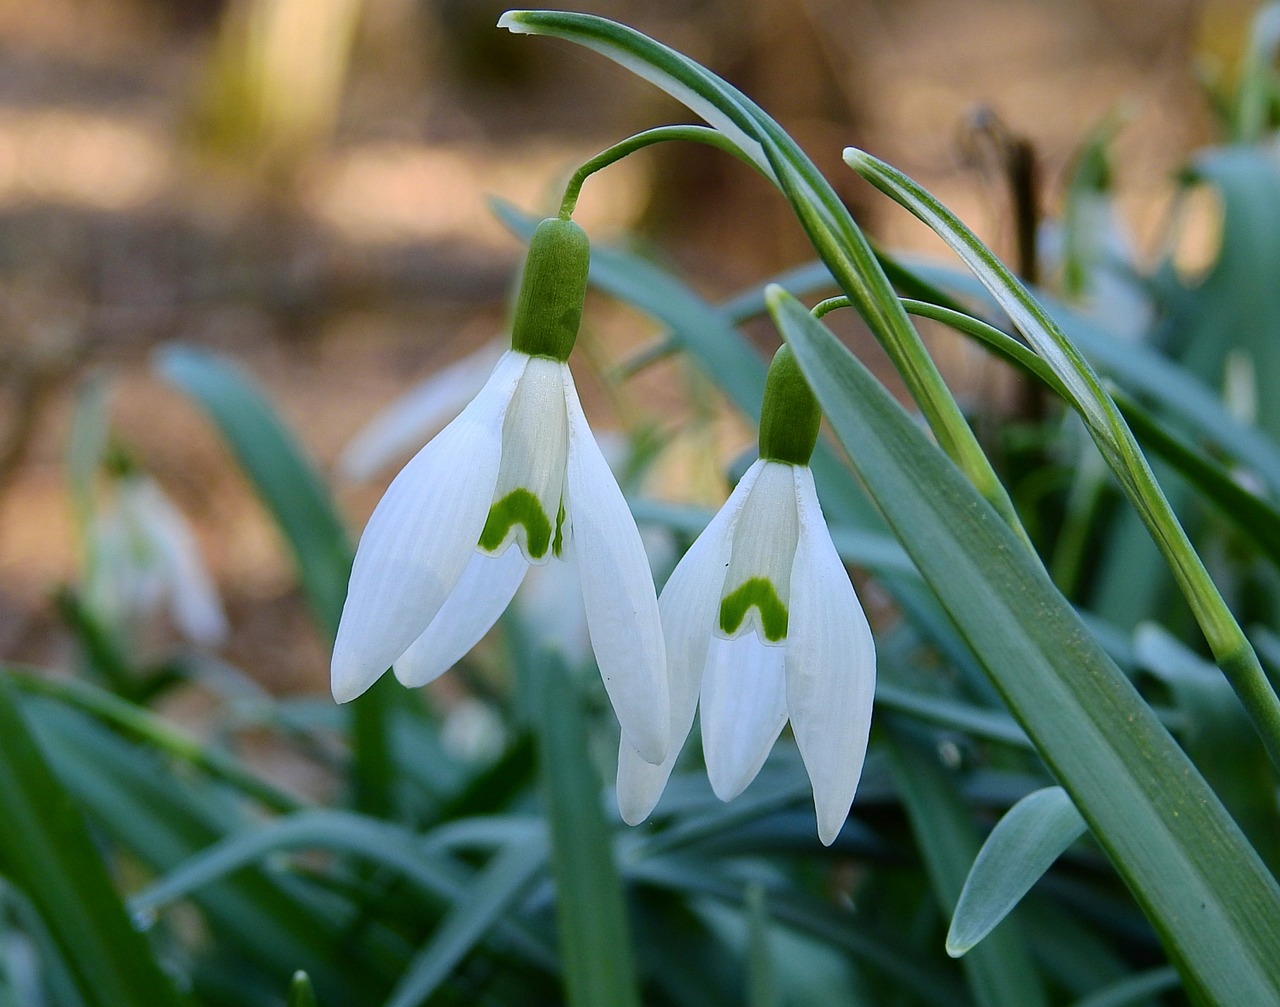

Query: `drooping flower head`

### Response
(618, 345, 876, 844)
(331, 218, 671, 764)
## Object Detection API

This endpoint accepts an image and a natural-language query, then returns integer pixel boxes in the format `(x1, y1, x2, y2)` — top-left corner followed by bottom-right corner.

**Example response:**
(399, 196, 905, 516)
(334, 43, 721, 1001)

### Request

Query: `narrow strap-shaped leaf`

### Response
(770, 288, 1280, 1002)
(287, 972, 318, 1007)
(155, 344, 397, 817)
(947, 787, 1086, 956)
(885, 722, 1049, 1007)
(154, 345, 350, 633)
(530, 651, 643, 1007)
(0, 679, 183, 1007)
(384, 839, 548, 1007)
(843, 151, 1280, 774)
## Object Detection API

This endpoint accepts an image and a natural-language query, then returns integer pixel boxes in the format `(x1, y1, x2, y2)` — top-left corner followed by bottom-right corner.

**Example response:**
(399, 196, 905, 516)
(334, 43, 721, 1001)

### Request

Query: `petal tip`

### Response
(330, 654, 384, 704)
(622, 726, 669, 767)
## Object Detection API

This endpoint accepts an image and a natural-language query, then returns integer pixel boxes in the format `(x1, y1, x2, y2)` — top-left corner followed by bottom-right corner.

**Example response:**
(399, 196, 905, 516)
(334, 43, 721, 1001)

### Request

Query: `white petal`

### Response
(700, 631, 788, 800)
(330, 351, 528, 703)
(785, 466, 876, 846)
(615, 463, 763, 824)
(562, 372, 669, 764)
(337, 340, 506, 482)
(392, 546, 529, 687)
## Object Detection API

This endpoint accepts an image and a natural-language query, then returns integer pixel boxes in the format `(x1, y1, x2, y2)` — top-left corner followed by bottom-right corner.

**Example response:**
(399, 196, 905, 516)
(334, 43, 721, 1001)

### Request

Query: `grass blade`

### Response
(530, 652, 642, 1007)
(0, 678, 182, 1007)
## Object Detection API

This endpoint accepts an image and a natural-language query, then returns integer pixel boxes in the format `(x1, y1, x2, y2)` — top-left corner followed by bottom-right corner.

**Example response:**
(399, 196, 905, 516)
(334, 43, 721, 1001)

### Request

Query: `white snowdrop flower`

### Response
(331, 218, 670, 764)
(87, 472, 229, 647)
(336, 339, 506, 483)
(617, 346, 876, 844)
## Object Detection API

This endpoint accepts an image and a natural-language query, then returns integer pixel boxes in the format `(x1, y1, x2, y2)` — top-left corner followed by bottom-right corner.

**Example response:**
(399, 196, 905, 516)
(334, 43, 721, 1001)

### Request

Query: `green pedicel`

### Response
(758, 345, 821, 466)
(510, 218, 591, 362)
(479, 489, 554, 560)
(719, 577, 789, 643)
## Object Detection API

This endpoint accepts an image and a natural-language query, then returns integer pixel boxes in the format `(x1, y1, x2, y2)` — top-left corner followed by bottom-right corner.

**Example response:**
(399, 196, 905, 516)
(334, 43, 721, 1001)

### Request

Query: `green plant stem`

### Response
(559, 125, 755, 219)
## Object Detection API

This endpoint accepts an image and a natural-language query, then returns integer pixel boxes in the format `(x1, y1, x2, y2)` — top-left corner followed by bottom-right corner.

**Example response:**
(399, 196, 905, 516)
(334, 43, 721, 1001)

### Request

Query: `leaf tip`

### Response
(497, 10, 531, 32)
(842, 147, 872, 172)
(944, 933, 970, 958)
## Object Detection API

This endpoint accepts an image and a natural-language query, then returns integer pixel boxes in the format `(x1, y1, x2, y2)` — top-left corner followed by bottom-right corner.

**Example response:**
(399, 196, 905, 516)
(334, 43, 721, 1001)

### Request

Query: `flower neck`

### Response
(509, 217, 590, 362)
(758, 345, 820, 466)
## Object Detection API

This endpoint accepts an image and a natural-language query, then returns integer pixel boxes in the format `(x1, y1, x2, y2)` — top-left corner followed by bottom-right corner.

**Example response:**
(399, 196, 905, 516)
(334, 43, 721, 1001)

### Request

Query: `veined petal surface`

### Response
(718, 460, 800, 644)
(700, 631, 788, 800)
(563, 372, 670, 764)
(480, 356, 570, 563)
(331, 350, 527, 703)
(392, 545, 529, 687)
(786, 466, 876, 845)
(615, 462, 761, 824)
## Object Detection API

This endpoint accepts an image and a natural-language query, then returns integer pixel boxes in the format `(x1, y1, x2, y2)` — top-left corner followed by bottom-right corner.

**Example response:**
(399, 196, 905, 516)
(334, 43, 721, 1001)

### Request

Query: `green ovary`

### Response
(719, 577, 789, 643)
(478, 489, 554, 560)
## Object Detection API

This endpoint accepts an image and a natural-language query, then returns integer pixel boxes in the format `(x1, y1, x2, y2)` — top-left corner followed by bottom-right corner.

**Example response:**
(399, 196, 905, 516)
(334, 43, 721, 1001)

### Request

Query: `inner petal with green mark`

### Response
(717, 461, 800, 645)
(478, 356, 569, 564)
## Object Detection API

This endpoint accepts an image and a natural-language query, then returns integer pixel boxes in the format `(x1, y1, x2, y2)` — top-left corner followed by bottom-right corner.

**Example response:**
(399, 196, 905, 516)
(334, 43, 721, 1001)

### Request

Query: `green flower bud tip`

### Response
(510, 217, 590, 362)
(758, 344, 821, 465)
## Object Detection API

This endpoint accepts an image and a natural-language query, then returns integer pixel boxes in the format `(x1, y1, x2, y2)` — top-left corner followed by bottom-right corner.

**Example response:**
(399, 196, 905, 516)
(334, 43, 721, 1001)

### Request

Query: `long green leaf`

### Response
(947, 787, 1086, 956)
(155, 344, 397, 817)
(530, 651, 642, 1007)
(0, 679, 183, 1007)
(383, 839, 547, 1007)
(885, 723, 1048, 1007)
(154, 345, 350, 633)
(844, 150, 1280, 773)
(769, 287, 1280, 1003)
(26, 700, 380, 1003)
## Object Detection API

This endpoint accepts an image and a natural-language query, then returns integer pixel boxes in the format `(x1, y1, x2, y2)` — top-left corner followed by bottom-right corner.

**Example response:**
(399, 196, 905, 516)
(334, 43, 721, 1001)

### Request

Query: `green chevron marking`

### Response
(719, 577, 789, 643)
(479, 488, 552, 559)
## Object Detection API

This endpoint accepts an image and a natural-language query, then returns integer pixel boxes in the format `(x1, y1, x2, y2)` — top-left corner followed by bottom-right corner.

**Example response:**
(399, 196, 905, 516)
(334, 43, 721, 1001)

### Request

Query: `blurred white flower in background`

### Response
(85, 472, 228, 648)
(336, 339, 505, 483)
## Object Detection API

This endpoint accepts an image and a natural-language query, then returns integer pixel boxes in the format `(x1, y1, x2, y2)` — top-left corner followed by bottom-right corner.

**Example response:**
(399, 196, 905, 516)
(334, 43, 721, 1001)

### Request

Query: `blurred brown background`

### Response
(0, 0, 1254, 690)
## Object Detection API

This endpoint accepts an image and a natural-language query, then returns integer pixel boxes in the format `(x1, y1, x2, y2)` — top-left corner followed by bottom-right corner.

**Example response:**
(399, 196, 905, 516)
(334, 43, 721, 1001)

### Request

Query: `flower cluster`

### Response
(332, 217, 876, 843)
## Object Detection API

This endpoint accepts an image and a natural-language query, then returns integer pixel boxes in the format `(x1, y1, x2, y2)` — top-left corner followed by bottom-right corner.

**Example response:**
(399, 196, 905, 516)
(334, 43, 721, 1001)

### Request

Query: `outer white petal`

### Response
(785, 466, 876, 846)
(392, 546, 529, 687)
(331, 351, 528, 703)
(700, 631, 789, 801)
(615, 462, 763, 824)
(337, 340, 505, 482)
(562, 371, 669, 764)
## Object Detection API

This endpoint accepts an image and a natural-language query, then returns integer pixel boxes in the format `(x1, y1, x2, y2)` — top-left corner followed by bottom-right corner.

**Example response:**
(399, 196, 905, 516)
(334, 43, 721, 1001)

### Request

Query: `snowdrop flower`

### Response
(331, 218, 670, 764)
(87, 471, 228, 647)
(617, 346, 876, 844)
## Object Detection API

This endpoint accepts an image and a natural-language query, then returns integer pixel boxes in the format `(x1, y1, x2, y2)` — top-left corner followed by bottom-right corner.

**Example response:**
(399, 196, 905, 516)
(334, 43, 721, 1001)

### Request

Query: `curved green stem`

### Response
(559, 125, 757, 219)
